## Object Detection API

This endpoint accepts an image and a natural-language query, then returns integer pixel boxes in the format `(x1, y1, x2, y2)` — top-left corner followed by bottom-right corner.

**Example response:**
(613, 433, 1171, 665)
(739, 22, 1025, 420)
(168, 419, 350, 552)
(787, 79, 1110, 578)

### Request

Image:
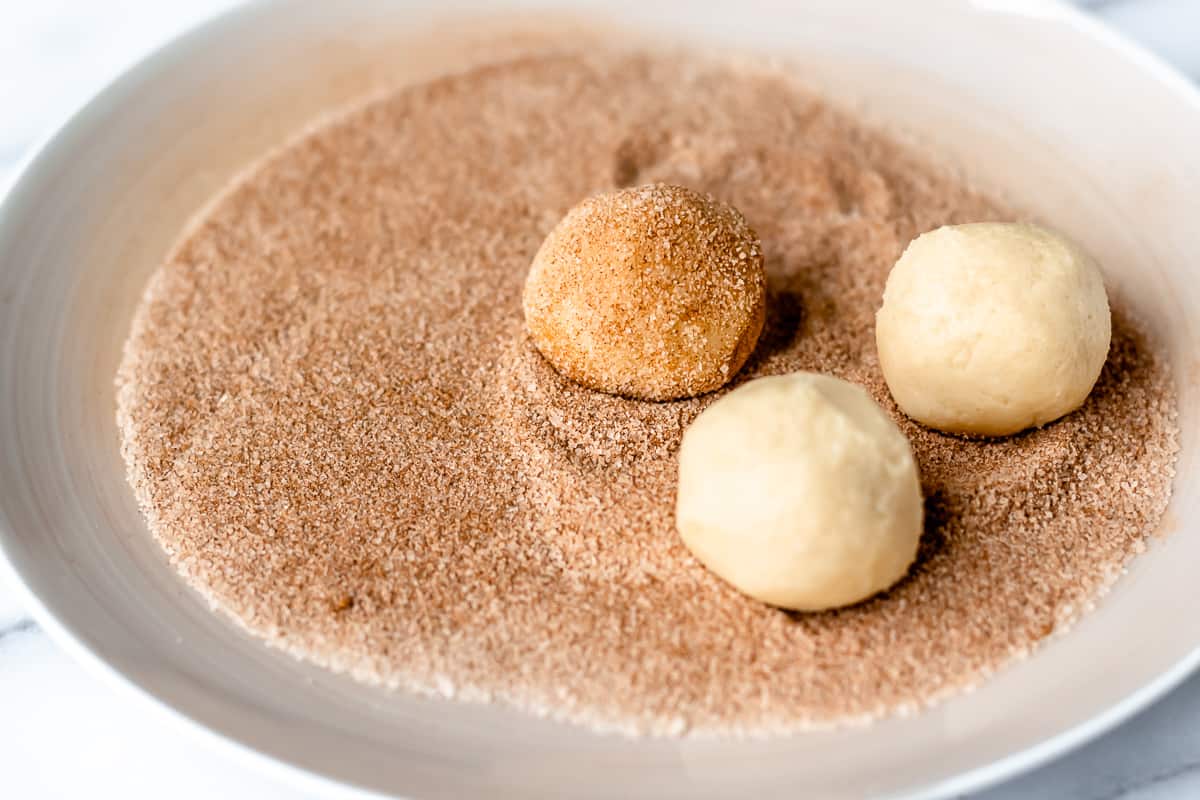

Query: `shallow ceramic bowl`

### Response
(2, 1, 1200, 797)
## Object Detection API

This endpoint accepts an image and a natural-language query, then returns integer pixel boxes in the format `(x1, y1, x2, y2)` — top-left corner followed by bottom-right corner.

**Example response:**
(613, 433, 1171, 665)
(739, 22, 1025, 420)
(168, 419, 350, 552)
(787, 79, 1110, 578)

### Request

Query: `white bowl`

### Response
(2, 1, 1200, 797)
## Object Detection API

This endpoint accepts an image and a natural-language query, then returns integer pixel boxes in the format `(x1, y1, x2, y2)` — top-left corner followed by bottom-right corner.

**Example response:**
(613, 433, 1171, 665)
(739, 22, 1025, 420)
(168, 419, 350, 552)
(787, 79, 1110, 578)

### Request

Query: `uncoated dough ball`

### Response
(676, 372, 923, 611)
(875, 222, 1111, 437)
(523, 184, 766, 401)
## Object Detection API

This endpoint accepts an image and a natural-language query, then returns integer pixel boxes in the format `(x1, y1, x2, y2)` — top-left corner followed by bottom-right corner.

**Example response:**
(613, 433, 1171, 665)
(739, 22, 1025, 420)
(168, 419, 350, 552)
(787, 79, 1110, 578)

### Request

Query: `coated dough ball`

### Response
(876, 222, 1111, 437)
(523, 184, 766, 401)
(676, 372, 923, 611)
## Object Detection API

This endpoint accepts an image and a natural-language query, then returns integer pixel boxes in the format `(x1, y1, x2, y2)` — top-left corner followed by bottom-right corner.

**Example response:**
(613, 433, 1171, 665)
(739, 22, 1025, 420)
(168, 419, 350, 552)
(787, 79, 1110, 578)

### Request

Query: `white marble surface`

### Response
(2, 1, 1199, 797)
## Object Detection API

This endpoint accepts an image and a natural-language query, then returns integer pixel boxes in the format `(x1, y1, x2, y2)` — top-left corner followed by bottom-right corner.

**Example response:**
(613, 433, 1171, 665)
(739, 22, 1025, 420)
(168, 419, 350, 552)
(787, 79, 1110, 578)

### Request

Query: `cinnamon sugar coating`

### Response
(523, 184, 765, 400)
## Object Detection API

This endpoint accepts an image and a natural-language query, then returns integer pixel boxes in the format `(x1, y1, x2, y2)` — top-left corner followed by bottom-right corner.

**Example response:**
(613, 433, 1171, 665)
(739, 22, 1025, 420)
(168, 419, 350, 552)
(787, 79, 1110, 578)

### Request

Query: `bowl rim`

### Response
(2, 1, 1200, 798)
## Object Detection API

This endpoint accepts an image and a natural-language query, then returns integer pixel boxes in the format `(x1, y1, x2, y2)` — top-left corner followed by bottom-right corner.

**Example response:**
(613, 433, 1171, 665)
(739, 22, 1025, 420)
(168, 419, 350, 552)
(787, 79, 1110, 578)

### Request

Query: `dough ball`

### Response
(676, 372, 923, 611)
(876, 222, 1111, 437)
(523, 184, 766, 401)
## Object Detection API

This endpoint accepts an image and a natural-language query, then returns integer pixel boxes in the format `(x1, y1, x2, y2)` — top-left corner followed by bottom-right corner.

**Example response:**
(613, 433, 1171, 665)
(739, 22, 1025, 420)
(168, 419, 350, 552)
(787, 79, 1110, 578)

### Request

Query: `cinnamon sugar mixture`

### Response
(116, 50, 1179, 734)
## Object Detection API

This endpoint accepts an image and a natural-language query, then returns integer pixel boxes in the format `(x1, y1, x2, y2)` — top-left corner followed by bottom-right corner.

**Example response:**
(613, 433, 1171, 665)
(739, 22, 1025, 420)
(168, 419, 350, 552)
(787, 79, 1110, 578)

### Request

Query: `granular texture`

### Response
(523, 183, 765, 400)
(115, 50, 1180, 735)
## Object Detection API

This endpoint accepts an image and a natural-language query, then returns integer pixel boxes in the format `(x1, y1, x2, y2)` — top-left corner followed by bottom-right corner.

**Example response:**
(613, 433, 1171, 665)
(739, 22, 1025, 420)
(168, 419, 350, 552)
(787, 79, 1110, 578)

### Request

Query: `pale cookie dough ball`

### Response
(523, 184, 766, 401)
(676, 372, 923, 611)
(876, 222, 1111, 437)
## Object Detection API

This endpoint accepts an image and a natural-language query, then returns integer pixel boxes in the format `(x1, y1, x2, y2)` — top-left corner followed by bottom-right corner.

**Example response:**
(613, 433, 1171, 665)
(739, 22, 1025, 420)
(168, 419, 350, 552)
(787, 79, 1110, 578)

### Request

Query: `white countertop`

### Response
(2, 1, 1199, 797)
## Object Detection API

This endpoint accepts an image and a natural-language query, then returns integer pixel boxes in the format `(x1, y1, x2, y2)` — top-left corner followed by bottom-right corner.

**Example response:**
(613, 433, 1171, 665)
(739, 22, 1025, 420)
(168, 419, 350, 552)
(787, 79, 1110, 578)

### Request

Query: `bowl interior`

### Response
(2, 1, 1200, 798)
